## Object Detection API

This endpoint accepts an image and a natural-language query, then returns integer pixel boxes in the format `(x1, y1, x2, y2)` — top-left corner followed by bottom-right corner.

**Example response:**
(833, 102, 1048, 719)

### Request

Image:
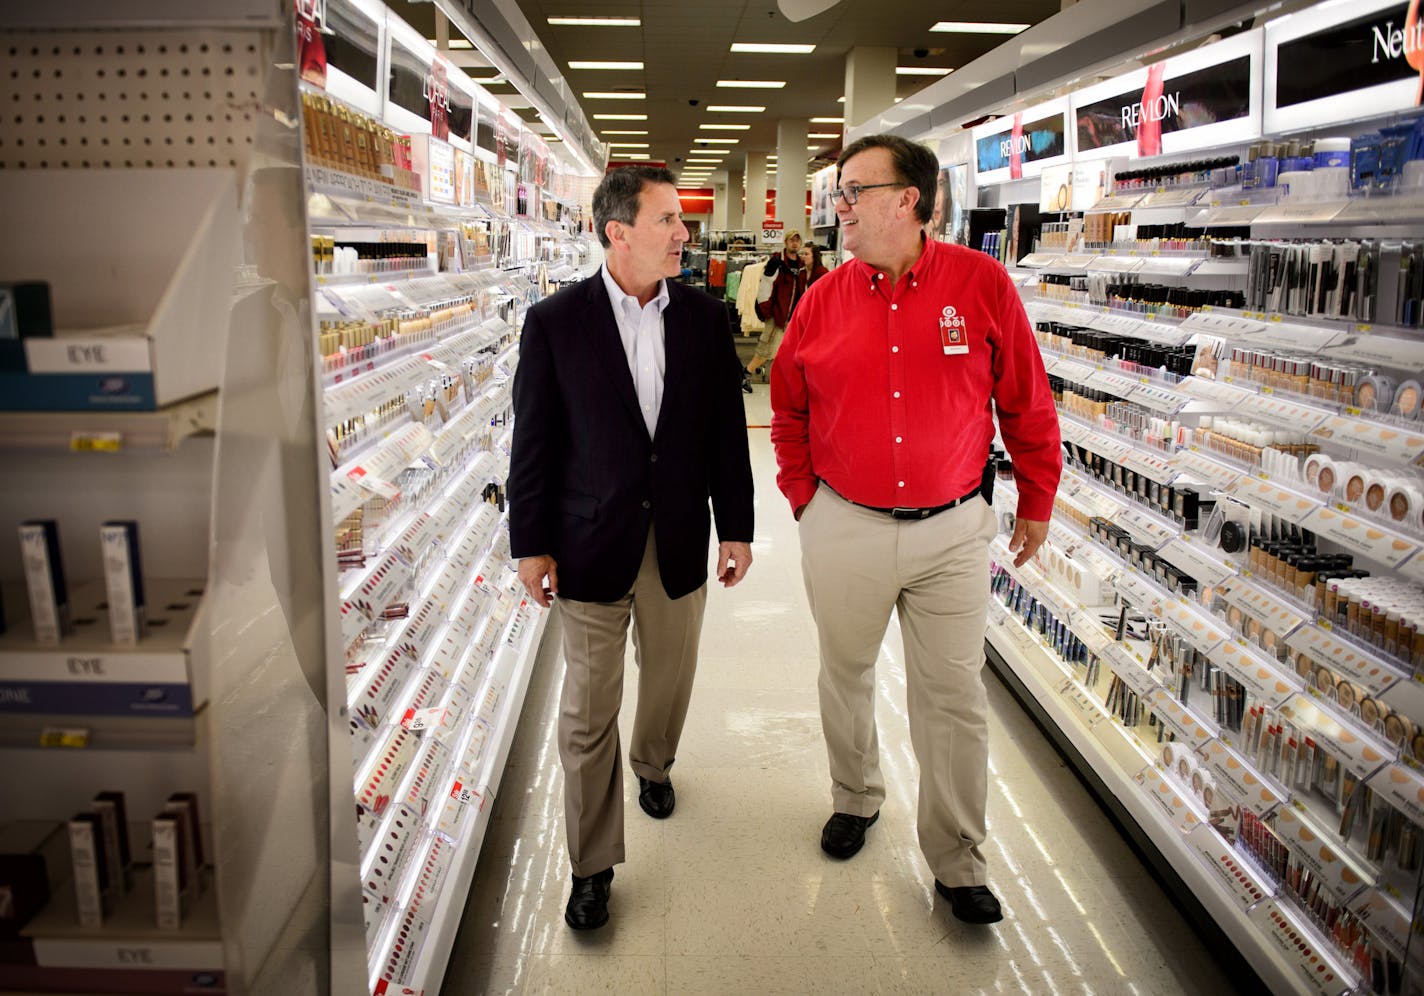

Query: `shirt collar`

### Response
(602, 264, 670, 314)
(855, 232, 937, 292)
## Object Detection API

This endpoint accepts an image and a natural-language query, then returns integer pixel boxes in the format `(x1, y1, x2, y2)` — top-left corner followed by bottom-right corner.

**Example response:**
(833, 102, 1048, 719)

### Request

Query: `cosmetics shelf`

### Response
(316, 267, 438, 288)
(0, 579, 209, 739)
(0, 392, 218, 454)
(984, 598, 1356, 993)
(364, 600, 546, 994)
(12, 860, 224, 991)
(988, 536, 1371, 993)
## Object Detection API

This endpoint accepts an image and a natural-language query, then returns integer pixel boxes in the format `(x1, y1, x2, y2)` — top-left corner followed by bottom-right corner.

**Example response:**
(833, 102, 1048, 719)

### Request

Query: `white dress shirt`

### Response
(601, 264, 669, 438)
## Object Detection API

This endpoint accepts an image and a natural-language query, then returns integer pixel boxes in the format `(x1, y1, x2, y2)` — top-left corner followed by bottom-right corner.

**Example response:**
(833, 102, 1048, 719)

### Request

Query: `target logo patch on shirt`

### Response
(939, 305, 969, 355)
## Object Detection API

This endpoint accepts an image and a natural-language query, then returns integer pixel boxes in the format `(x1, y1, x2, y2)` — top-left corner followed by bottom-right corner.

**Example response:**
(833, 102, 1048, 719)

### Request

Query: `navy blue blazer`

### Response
(508, 273, 754, 602)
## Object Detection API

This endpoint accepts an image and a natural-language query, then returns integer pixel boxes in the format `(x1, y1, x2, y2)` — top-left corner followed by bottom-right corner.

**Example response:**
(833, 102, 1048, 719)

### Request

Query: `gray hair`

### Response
(592, 165, 678, 248)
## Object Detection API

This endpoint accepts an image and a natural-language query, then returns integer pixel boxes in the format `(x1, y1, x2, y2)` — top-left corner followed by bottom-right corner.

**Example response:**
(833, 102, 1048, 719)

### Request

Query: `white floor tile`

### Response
(441, 385, 1244, 995)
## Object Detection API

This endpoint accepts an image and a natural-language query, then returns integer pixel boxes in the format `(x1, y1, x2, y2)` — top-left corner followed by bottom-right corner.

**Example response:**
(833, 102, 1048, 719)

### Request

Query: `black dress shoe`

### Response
(935, 881, 1003, 924)
(638, 775, 675, 819)
(820, 811, 879, 859)
(741, 370, 754, 394)
(565, 868, 614, 930)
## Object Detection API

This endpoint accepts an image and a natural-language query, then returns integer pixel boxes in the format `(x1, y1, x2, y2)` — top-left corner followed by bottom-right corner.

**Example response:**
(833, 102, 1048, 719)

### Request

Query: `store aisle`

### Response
(443, 386, 1242, 995)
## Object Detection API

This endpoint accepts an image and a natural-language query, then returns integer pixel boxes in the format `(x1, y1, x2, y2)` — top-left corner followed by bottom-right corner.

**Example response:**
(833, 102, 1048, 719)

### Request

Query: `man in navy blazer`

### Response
(509, 166, 754, 931)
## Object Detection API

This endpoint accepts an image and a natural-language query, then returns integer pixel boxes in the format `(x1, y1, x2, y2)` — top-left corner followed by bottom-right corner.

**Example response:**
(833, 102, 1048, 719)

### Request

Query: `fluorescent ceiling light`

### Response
(601, 129, 648, 135)
(593, 113, 648, 120)
(930, 20, 1028, 33)
(707, 105, 765, 112)
(608, 142, 650, 147)
(698, 138, 740, 144)
(570, 61, 644, 70)
(807, 145, 821, 151)
(730, 43, 815, 54)
(837, 96, 845, 103)
(808, 133, 839, 139)
(767, 155, 778, 160)
(426, 39, 474, 50)
(699, 124, 751, 130)
(895, 97, 903, 103)
(717, 80, 786, 89)
(689, 150, 728, 156)
(548, 16, 641, 27)
(809, 117, 842, 123)
(583, 91, 645, 99)
(896, 66, 952, 76)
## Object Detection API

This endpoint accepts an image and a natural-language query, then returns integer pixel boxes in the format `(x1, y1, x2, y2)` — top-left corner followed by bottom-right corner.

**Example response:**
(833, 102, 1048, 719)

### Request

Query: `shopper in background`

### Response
(743, 230, 804, 392)
(770, 134, 1061, 925)
(509, 165, 756, 932)
(798, 243, 830, 286)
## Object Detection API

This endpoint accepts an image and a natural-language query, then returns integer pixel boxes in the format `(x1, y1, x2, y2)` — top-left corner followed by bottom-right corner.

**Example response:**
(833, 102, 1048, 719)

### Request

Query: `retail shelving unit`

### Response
(0, 4, 336, 993)
(291, 3, 597, 993)
(0, 0, 599, 993)
(859, 2, 1424, 994)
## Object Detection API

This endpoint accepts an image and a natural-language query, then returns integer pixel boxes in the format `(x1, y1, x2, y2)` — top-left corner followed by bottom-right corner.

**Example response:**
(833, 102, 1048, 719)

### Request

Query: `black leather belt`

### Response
(824, 483, 981, 521)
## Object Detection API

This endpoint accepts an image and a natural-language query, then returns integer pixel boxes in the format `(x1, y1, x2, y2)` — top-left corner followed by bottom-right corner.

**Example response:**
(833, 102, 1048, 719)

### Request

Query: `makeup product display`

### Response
(1006, 115, 1424, 994)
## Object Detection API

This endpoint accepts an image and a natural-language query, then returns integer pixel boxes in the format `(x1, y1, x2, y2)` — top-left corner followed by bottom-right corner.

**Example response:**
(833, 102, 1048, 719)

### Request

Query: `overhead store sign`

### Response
(1266, 0, 1422, 132)
(971, 98, 1069, 184)
(387, 32, 473, 145)
(1072, 29, 1261, 161)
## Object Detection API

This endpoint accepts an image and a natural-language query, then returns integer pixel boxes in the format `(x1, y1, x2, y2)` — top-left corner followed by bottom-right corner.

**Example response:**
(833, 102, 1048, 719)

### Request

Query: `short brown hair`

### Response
(593, 165, 678, 248)
(838, 134, 938, 225)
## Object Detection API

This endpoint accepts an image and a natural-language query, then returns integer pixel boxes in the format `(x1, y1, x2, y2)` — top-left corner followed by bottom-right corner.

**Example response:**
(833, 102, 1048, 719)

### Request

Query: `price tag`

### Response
(400, 706, 446, 733)
(69, 431, 123, 453)
(39, 727, 90, 748)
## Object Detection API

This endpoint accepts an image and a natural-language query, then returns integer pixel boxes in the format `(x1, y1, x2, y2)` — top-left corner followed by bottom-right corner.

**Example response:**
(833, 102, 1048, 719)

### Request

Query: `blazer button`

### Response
(651, 454, 658, 462)
(642, 500, 651, 509)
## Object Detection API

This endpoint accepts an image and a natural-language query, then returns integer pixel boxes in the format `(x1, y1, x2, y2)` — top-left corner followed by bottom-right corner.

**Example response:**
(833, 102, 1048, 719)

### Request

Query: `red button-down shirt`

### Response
(770, 236, 1062, 521)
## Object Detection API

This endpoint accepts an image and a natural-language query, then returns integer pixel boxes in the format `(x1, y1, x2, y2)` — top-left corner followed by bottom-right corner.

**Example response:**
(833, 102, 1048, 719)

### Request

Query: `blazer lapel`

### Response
(584, 276, 644, 428)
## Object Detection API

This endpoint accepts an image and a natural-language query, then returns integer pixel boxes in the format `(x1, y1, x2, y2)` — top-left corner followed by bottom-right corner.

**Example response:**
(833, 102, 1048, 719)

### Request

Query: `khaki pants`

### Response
(798, 483, 996, 887)
(555, 531, 708, 877)
(752, 316, 786, 363)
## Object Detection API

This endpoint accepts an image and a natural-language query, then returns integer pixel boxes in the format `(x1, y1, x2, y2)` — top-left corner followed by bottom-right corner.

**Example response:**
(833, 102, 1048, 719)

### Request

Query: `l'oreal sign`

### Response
(1266, 0, 1424, 132)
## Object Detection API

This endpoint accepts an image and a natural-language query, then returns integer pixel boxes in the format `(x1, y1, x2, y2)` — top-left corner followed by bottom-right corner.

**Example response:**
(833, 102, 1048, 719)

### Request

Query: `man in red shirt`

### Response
(770, 134, 1061, 925)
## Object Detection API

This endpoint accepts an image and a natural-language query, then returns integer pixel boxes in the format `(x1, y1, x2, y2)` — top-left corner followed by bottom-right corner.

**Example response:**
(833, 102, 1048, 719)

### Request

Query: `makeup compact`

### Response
(1357, 374, 1397, 413)
(1393, 379, 1424, 420)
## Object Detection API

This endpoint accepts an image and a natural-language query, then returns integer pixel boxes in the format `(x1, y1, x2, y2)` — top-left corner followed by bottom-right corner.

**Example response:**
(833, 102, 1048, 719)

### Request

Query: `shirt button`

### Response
(651, 454, 658, 463)
(895, 436, 903, 443)
(892, 346, 899, 353)
(893, 391, 901, 398)
(642, 500, 651, 509)
(891, 304, 898, 311)
(912, 281, 918, 288)
(898, 481, 905, 488)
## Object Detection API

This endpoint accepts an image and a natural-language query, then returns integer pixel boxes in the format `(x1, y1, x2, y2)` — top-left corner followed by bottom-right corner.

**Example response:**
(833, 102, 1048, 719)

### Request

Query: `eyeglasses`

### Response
(829, 182, 905, 205)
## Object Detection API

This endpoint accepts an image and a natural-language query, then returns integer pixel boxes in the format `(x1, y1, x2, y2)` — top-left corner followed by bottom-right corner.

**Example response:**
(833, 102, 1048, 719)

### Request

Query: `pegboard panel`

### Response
(0, 28, 269, 169)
